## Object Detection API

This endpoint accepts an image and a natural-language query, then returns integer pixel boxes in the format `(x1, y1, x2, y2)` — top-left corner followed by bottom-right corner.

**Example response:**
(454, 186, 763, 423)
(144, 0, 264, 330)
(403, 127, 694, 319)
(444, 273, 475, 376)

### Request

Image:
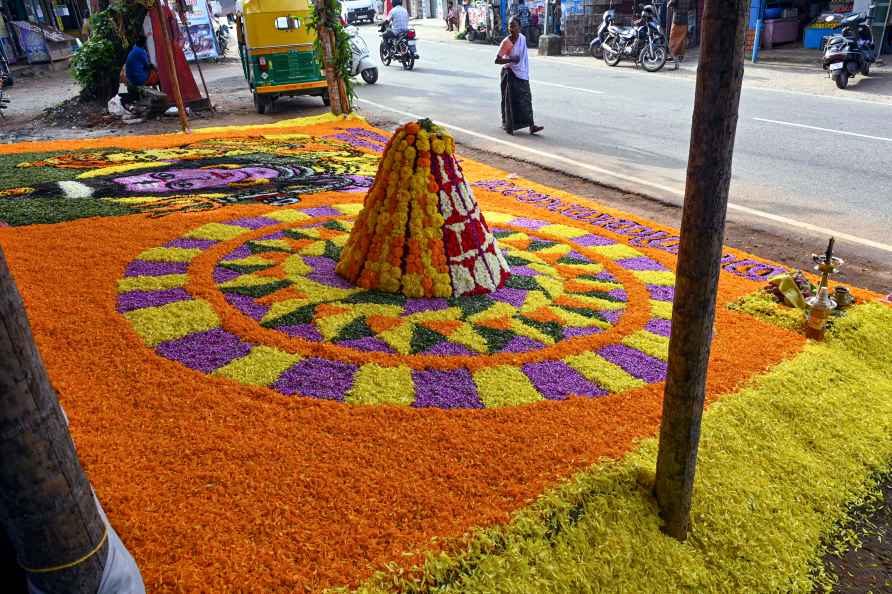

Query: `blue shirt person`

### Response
(125, 36, 155, 87)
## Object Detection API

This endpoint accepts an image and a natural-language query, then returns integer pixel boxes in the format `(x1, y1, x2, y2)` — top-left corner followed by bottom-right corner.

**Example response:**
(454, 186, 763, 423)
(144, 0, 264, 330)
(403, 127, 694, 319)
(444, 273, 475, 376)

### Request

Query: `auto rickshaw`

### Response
(235, 0, 329, 114)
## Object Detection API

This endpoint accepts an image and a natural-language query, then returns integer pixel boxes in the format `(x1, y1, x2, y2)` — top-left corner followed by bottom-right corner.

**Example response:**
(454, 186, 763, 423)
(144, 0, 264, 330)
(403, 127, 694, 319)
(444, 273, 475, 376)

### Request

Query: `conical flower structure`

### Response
(336, 119, 511, 298)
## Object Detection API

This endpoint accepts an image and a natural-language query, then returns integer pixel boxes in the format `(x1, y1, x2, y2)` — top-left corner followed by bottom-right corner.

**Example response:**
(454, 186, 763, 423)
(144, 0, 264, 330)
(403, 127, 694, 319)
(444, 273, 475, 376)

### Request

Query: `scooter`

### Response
(346, 25, 378, 84)
(821, 6, 876, 89)
(215, 20, 231, 56)
(379, 22, 418, 71)
(589, 9, 616, 59)
(601, 4, 668, 72)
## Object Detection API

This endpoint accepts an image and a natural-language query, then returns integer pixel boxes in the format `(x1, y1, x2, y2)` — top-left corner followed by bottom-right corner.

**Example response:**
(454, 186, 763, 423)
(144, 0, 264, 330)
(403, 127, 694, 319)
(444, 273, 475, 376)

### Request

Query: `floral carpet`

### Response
(0, 114, 888, 592)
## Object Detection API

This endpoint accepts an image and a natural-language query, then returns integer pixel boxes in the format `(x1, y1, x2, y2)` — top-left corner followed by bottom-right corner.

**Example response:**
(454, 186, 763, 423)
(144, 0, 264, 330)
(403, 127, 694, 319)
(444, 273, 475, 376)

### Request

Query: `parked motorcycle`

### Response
(346, 25, 379, 83)
(216, 20, 231, 56)
(601, 4, 668, 72)
(821, 6, 876, 89)
(1, 45, 13, 118)
(589, 9, 616, 60)
(378, 22, 418, 70)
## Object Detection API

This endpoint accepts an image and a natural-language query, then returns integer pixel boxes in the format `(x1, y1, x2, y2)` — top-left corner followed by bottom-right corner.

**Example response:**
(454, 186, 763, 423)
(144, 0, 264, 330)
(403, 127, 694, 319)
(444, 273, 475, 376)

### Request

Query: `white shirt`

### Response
(388, 5, 409, 34)
(505, 33, 529, 80)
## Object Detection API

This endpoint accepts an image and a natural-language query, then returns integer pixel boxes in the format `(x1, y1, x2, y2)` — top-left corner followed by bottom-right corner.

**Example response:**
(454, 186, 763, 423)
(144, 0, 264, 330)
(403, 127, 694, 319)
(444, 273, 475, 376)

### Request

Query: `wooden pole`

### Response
(176, 1, 214, 112)
(0, 245, 108, 594)
(155, 0, 191, 132)
(319, 22, 343, 116)
(653, 0, 749, 541)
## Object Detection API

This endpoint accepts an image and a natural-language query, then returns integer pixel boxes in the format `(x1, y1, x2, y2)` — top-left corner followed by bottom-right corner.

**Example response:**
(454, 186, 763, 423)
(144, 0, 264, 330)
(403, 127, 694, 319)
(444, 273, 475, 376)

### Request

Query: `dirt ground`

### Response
(1, 54, 890, 592)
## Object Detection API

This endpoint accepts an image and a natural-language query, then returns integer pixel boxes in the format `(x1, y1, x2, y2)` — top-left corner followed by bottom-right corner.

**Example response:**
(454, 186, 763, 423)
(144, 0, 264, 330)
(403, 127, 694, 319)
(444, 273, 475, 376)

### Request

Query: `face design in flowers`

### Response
(115, 167, 281, 193)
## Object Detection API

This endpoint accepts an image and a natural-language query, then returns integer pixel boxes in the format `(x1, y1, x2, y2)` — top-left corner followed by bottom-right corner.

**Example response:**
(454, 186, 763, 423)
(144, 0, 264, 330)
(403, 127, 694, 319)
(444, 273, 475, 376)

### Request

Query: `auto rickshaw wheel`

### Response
(322, 90, 331, 106)
(254, 92, 270, 115)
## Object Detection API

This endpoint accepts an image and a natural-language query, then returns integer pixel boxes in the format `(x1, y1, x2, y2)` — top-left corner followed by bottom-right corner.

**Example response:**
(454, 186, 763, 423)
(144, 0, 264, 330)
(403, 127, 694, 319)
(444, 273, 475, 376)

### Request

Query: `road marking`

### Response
(533, 55, 892, 107)
(753, 117, 892, 143)
(358, 98, 892, 254)
(358, 98, 680, 195)
(532, 80, 605, 95)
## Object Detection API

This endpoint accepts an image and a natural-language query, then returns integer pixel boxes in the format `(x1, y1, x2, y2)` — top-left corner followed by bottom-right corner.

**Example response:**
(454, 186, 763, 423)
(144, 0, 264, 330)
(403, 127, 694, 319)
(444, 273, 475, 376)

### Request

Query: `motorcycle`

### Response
(215, 20, 230, 56)
(821, 6, 876, 89)
(601, 4, 668, 72)
(378, 22, 418, 71)
(346, 25, 379, 84)
(589, 9, 616, 60)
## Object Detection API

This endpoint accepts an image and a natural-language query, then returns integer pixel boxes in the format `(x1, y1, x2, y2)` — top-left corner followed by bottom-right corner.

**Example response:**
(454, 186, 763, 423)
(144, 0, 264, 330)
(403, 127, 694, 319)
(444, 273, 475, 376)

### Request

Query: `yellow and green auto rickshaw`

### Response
(235, 0, 330, 114)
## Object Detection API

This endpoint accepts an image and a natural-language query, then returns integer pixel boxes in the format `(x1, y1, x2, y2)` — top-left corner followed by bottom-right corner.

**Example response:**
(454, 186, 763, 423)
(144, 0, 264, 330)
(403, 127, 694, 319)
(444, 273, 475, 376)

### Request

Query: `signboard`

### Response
(178, 0, 219, 61)
(12, 21, 50, 63)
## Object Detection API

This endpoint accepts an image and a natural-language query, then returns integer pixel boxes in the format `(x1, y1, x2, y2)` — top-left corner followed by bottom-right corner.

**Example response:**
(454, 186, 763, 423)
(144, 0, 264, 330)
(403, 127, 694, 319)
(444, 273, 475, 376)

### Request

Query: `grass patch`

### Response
(342, 304, 892, 594)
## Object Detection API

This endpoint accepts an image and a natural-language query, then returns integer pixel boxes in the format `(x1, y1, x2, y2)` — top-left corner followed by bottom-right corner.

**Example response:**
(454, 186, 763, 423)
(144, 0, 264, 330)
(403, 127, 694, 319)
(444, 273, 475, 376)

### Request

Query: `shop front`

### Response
(0, 0, 84, 65)
(746, 0, 890, 56)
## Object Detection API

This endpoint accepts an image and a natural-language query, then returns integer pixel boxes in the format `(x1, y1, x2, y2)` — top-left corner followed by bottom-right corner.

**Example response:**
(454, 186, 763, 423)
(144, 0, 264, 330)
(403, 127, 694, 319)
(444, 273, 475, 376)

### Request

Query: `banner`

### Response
(178, 0, 219, 61)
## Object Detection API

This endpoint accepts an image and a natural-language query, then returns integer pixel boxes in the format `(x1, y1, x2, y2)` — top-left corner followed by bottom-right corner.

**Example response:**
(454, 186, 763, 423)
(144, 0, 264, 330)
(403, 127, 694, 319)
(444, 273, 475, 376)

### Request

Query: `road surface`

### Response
(352, 24, 892, 264)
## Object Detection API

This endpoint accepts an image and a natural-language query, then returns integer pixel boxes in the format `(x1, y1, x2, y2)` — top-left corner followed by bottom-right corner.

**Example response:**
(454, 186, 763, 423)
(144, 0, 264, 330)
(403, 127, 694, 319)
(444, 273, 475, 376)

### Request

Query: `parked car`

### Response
(341, 0, 376, 24)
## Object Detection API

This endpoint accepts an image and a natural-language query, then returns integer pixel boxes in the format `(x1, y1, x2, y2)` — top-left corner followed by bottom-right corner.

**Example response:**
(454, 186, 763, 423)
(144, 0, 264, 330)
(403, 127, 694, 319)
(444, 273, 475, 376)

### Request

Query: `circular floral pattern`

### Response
(215, 219, 628, 358)
(117, 205, 677, 409)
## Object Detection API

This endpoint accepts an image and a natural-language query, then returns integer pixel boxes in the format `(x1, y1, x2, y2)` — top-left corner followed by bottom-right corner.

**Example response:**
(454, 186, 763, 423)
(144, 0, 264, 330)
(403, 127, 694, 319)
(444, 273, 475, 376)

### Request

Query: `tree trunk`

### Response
(0, 245, 108, 593)
(319, 24, 343, 116)
(330, 30, 351, 114)
(653, 0, 749, 541)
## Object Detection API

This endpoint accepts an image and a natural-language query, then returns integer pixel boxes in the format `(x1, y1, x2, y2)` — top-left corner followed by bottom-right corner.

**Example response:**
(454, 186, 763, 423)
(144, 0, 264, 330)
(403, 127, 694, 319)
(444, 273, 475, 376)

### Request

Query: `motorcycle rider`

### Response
(383, 0, 413, 56)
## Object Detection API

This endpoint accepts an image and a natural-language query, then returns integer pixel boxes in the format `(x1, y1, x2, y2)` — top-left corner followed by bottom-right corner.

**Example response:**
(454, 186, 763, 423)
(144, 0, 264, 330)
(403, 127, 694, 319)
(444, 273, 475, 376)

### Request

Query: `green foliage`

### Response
(71, 2, 147, 102)
(307, 0, 355, 110)
(341, 304, 892, 594)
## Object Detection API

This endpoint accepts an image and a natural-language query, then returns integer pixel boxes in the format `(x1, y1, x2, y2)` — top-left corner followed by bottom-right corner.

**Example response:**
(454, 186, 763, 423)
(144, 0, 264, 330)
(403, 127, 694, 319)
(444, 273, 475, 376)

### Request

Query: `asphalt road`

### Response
(352, 25, 892, 261)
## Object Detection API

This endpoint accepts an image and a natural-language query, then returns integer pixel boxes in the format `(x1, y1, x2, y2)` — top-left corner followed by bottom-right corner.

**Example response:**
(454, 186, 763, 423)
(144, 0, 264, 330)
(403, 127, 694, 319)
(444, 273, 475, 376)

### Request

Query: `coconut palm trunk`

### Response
(0, 245, 108, 593)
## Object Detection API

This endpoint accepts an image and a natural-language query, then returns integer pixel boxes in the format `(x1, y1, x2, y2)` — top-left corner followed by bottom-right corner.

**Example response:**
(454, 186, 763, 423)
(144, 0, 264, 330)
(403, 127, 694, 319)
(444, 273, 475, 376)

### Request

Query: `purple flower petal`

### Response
(336, 337, 395, 353)
(124, 260, 188, 277)
(615, 256, 668, 271)
(221, 246, 252, 261)
(272, 358, 357, 400)
(227, 216, 281, 229)
(165, 238, 217, 250)
(508, 217, 549, 230)
(647, 285, 675, 302)
(522, 360, 607, 399)
(302, 206, 342, 217)
(117, 288, 191, 313)
(598, 344, 667, 383)
(156, 329, 251, 374)
(574, 234, 616, 247)
(423, 342, 476, 356)
(214, 267, 242, 284)
(225, 293, 270, 321)
(501, 336, 543, 353)
(645, 318, 672, 337)
(402, 298, 448, 316)
(277, 324, 324, 341)
(489, 287, 528, 308)
(412, 368, 483, 409)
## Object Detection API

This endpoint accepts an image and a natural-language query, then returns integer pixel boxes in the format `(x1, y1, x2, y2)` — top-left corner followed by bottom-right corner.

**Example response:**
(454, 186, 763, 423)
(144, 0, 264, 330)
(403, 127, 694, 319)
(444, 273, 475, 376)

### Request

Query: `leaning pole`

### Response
(653, 0, 749, 540)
